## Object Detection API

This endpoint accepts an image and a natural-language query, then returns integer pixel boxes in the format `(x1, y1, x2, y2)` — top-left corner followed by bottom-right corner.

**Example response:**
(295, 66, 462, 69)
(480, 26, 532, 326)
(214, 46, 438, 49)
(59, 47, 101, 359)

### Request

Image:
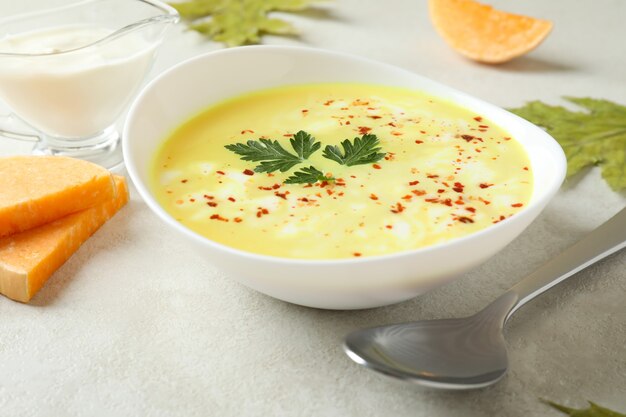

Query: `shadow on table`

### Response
(487, 56, 579, 73)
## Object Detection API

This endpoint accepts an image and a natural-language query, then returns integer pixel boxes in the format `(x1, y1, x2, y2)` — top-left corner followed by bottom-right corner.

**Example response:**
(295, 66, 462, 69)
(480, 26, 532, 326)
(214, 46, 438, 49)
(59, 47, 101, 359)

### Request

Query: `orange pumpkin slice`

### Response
(429, 0, 553, 63)
(0, 175, 128, 302)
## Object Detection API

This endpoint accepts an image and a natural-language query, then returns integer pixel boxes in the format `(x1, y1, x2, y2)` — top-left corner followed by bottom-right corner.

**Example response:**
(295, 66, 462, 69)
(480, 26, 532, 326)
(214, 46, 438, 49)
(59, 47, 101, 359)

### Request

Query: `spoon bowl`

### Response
(345, 293, 516, 389)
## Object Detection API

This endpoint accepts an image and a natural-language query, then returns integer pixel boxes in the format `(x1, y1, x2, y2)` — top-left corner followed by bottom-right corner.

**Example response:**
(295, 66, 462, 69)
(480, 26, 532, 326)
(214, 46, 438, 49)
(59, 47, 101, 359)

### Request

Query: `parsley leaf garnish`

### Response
(290, 130, 321, 159)
(224, 130, 321, 173)
(284, 166, 332, 184)
(322, 134, 386, 166)
(509, 97, 626, 191)
(225, 139, 301, 173)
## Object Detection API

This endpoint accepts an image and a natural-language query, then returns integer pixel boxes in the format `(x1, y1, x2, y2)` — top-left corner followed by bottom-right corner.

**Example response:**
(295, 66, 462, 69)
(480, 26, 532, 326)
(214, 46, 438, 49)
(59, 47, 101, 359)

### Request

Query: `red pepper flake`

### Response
(479, 197, 491, 205)
(461, 134, 475, 142)
(301, 109, 309, 114)
(409, 180, 420, 186)
(216, 170, 225, 175)
(427, 174, 439, 179)
(455, 199, 464, 205)
(241, 129, 254, 135)
(384, 153, 395, 161)
(372, 164, 382, 169)
(420, 130, 427, 134)
(466, 207, 476, 213)
(353, 252, 362, 257)
(189, 198, 195, 202)
(442, 198, 453, 207)
(523, 166, 529, 171)
(228, 197, 236, 202)
(323, 100, 334, 106)
(299, 197, 310, 202)
(283, 133, 294, 137)
(475, 148, 482, 153)
(473, 116, 483, 122)
(335, 179, 347, 187)
(425, 198, 439, 203)
(210, 214, 229, 222)
(243, 169, 254, 176)
(345, 120, 351, 125)
(437, 188, 445, 194)
(326, 189, 334, 196)
(493, 215, 506, 224)
(358, 126, 372, 135)
(256, 207, 270, 218)
(479, 183, 493, 189)
(452, 182, 464, 193)
(180, 179, 188, 183)
(412, 189, 426, 196)
(203, 194, 214, 200)
(369, 193, 379, 200)
(401, 194, 413, 201)
(385, 225, 393, 229)
(457, 216, 474, 224)
(274, 191, 288, 199)
(388, 122, 396, 127)
(391, 131, 403, 136)
(207, 201, 218, 207)
(234, 217, 243, 223)
(368, 115, 382, 119)
(504, 137, 512, 141)
(338, 192, 345, 196)
(415, 140, 424, 144)
(511, 203, 523, 208)
(478, 125, 489, 129)
(390, 202, 405, 213)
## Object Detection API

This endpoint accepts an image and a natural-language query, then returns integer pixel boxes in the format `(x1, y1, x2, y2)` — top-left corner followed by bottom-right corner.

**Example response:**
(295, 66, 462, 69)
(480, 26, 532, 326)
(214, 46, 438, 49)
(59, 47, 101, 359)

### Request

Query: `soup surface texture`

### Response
(151, 84, 533, 259)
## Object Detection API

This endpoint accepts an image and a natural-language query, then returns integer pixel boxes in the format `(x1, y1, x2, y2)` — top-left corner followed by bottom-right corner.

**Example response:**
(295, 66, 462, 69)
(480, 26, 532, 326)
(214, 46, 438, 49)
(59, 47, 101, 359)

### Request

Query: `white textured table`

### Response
(1, 1, 625, 416)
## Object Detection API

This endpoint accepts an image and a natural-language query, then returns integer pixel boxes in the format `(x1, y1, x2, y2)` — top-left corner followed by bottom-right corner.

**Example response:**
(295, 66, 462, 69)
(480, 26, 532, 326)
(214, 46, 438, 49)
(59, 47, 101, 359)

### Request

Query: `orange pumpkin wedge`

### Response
(0, 175, 128, 302)
(429, 0, 553, 64)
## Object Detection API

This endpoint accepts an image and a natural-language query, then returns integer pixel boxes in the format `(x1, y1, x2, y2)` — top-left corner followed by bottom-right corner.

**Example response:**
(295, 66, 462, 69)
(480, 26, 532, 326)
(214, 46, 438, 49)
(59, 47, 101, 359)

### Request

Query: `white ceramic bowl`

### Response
(123, 46, 566, 310)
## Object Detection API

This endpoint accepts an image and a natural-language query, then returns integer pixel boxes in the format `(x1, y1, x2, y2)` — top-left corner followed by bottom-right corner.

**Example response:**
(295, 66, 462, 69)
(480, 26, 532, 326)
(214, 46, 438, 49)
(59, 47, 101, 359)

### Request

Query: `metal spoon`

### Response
(344, 207, 626, 389)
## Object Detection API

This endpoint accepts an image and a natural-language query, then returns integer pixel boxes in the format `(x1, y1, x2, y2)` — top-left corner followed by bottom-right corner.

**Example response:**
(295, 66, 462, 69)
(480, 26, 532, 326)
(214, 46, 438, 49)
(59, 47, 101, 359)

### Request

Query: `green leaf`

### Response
(170, 0, 323, 47)
(225, 138, 301, 173)
(509, 97, 626, 191)
(290, 130, 322, 160)
(543, 399, 626, 417)
(323, 133, 386, 167)
(284, 166, 330, 184)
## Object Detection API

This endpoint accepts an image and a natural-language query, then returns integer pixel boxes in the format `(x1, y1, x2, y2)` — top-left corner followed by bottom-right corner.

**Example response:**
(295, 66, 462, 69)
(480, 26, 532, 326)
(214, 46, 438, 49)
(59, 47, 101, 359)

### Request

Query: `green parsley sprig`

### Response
(284, 166, 332, 184)
(322, 133, 386, 166)
(224, 130, 386, 184)
(224, 130, 320, 173)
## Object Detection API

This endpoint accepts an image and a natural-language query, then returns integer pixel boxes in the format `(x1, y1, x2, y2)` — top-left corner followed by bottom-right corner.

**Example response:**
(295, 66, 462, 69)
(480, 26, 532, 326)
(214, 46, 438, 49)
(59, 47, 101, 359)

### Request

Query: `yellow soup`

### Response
(151, 83, 533, 259)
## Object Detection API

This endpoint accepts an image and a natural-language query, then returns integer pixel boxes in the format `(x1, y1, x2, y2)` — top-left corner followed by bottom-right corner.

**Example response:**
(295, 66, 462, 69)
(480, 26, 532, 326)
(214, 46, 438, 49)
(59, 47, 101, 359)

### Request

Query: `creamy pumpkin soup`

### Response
(151, 84, 532, 259)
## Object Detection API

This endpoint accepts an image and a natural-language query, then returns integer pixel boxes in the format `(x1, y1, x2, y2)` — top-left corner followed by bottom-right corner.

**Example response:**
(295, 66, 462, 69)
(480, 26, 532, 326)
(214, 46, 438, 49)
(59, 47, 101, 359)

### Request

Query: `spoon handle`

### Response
(506, 206, 626, 319)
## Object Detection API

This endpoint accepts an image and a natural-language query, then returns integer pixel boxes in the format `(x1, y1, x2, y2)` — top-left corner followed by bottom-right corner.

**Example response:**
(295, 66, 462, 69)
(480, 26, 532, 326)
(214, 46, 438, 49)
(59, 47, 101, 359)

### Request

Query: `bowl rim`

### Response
(123, 44, 567, 266)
